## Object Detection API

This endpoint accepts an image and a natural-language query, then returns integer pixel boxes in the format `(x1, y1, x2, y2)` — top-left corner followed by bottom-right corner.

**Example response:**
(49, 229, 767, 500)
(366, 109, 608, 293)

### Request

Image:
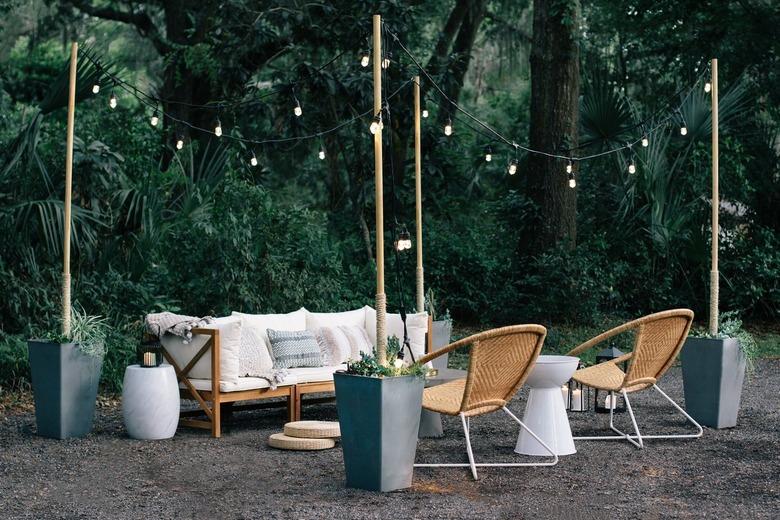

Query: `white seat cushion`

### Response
(181, 376, 295, 393)
(162, 316, 241, 383)
(288, 364, 347, 384)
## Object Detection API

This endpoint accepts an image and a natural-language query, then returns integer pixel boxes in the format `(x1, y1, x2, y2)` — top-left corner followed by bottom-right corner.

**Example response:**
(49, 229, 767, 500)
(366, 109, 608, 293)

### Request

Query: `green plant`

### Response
(424, 288, 452, 324)
(345, 336, 427, 378)
(691, 311, 758, 374)
(50, 305, 109, 358)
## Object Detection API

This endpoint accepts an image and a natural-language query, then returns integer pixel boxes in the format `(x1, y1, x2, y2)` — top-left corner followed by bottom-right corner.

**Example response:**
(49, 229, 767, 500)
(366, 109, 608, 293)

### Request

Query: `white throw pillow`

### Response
(315, 325, 373, 365)
(161, 316, 241, 383)
(365, 307, 429, 361)
(238, 325, 274, 376)
(305, 307, 368, 329)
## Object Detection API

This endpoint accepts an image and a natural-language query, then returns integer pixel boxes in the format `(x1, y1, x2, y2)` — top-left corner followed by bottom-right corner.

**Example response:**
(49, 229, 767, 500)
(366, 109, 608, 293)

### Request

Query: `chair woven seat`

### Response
(573, 362, 626, 392)
(422, 379, 502, 417)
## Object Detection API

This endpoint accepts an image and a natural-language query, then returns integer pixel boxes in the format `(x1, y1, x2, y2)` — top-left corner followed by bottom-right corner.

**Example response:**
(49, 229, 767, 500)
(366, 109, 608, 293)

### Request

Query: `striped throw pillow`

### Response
(267, 329, 322, 369)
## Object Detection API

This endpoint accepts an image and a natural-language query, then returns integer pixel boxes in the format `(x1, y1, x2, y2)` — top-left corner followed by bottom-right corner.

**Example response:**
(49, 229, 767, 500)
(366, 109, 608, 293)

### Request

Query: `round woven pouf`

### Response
(283, 420, 341, 439)
(268, 433, 336, 451)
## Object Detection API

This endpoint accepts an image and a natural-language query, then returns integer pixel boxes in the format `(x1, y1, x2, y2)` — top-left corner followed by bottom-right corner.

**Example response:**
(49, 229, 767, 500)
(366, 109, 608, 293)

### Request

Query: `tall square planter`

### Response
(28, 340, 103, 439)
(429, 320, 453, 370)
(680, 337, 745, 429)
(334, 372, 424, 492)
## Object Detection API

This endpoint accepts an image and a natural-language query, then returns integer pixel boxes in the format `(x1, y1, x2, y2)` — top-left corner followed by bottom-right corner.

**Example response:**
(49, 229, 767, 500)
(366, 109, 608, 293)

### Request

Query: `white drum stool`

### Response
(515, 355, 580, 456)
(122, 364, 180, 440)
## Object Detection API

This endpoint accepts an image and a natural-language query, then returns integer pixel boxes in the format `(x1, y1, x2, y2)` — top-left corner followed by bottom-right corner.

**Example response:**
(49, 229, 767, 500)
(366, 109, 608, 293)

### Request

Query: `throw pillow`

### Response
(238, 325, 274, 376)
(267, 329, 322, 369)
(315, 325, 373, 365)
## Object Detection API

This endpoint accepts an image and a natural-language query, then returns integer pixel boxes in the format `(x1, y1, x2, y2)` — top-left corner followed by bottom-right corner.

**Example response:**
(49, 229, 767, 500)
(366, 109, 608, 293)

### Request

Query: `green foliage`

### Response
(691, 311, 759, 375)
(345, 336, 427, 378)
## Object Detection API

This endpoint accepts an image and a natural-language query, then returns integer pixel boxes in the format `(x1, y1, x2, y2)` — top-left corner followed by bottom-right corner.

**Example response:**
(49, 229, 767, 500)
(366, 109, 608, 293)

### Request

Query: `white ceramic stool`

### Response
(122, 364, 179, 440)
(515, 355, 580, 456)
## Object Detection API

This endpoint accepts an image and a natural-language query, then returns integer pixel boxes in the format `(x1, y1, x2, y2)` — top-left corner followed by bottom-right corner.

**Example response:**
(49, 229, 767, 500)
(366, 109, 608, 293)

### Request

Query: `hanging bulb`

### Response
(508, 159, 517, 175)
(150, 111, 159, 127)
(680, 125, 688, 136)
(422, 109, 429, 118)
(109, 92, 117, 109)
(704, 82, 712, 93)
(370, 114, 382, 134)
(444, 118, 453, 136)
(382, 57, 390, 69)
(566, 160, 573, 174)
(92, 83, 100, 94)
(568, 172, 576, 188)
(294, 100, 302, 117)
(361, 53, 370, 67)
(250, 151, 258, 167)
(214, 118, 222, 137)
(485, 151, 492, 162)
(318, 145, 326, 160)
(176, 136, 184, 150)
(641, 135, 649, 147)
(628, 161, 636, 174)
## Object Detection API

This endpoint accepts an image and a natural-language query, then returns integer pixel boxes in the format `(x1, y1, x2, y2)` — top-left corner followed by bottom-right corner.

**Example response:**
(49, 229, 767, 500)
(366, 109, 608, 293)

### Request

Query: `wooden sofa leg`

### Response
(212, 399, 221, 438)
(287, 387, 297, 423)
(294, 389, 302, 421)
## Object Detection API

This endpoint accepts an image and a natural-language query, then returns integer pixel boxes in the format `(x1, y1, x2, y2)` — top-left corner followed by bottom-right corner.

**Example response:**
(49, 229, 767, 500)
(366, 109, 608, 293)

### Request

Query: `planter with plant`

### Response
(28, 307, 107, 439)
(334, 336, 426, 492)
(425, 288, 453, 370)
(680, 311, 757, 429)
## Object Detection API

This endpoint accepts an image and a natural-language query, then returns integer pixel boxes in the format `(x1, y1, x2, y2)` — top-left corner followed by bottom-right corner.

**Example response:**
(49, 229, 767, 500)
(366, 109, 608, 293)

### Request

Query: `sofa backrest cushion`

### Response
(267, 329, 322, 369)
(365, 308, 429, 361)
(304, 307, 368, 330)
(161, 316, 242, 383)
(231, 308, 307, 367)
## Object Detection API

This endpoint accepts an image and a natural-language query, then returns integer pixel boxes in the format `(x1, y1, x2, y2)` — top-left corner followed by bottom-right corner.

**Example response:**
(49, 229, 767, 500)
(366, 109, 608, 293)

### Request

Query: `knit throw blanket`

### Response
(145, 312, 215, 344)
(243, 369, 290, 390)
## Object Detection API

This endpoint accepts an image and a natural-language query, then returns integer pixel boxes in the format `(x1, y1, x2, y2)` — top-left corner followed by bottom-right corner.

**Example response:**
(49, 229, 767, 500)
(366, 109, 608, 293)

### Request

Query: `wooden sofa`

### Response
(164, 316, 433, 438)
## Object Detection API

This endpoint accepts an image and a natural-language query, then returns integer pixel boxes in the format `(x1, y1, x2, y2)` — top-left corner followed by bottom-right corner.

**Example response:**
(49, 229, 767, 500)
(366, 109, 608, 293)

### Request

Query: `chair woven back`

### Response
(460, 325, 546, 414)
(623, 309, 694, 389)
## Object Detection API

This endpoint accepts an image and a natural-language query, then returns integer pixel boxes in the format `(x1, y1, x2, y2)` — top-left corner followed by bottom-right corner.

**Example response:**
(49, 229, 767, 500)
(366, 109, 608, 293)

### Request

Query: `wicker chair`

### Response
(413, 325, 557, 480)
(566, 309, 703, 448)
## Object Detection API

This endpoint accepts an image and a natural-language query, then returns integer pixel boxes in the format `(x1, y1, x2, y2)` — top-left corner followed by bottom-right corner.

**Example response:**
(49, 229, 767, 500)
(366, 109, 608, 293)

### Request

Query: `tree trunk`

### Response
(527, 0, 580, 249)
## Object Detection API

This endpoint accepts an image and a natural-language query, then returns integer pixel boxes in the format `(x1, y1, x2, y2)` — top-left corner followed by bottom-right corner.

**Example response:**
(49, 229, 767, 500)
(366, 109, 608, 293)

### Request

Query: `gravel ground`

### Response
(1, 361, 778, 520)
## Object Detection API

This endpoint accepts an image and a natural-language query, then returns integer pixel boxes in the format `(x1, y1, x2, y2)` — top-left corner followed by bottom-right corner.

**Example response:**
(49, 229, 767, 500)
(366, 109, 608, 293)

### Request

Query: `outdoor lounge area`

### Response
(1, 1, 779, 519)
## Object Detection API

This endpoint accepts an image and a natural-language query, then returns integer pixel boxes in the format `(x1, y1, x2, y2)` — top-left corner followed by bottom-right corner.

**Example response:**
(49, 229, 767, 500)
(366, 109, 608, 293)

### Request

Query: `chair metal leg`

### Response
(414, 408, 558, 480)
(573, 384, 703, 447)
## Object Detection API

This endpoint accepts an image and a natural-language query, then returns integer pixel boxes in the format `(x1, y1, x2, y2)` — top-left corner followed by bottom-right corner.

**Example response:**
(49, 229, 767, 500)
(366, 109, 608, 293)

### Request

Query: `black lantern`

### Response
(394, 225, 412, 252)
(562, 362, 590, 412)
(138, 333, 163, 367)
(594, 345, 627, 414)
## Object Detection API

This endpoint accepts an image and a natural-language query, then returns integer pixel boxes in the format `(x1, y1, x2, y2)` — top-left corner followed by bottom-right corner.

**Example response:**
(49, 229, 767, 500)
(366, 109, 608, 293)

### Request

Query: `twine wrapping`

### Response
(709, 270, 719, 335)
(376, 292, 387, 365)
(62, 272, 71, 337)
(416, 267, 425, 313)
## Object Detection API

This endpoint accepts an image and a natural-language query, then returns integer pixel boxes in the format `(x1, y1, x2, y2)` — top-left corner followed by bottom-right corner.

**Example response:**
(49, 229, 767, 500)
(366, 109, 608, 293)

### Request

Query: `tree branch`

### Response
(67, 1, 172, 54)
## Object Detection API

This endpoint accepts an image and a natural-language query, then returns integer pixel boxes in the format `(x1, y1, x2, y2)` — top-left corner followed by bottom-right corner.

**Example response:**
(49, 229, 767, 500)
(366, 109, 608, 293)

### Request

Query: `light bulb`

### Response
(250, 153, 258, 167)
(150, 112, 159, 127)
(569, 177, 576, 188)
(361, 54, 369, 67)
(382, 58, 390, 69)
(294, 102, 302, 117)
(422, 109, 429, 118)
(641, 136, 649, 147)
(92, 84, 100, 94)
(318, 147, 326, 160)
(704, 82, 712, 93)
(444, 119, 453, 136)
(628, 163, 636, 174)
(109, 93, 117, 109)
(370, 114, 382, 134)
(508, 160, 517, 175)
(393, 358, 404, 369)
(566, 161, 573, 174)
(680, 125, 688, 136)
(176, 137, 184, 150)
(214, 119, 222, 137)
(485, 153, 492, 162)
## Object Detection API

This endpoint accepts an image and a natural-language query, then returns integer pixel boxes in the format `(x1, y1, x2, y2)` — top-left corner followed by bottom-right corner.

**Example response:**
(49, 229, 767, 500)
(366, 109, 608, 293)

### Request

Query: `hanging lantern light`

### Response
(704, 82, 712, 93)
(484, 146, 492, 162)
(293, 96, 302, 117)
(109, 91, 117, 109)
(138, 333, 164, 368)
(250, 151, 258, 167)
(369, 113, 383, 134)
(150, 110, 159, 127)
(444, 117, 453, 136)
(422, 108, 429, 118)
(92, 83, 100, 94)
(175, 136, 184, 150)
(394, 226, 412, 251)
(641, 135, 649, 147)
(318, 145, 326, 160)
(568, 172, 576, 189)
(382, 53, 391, 69)
(566, 159, 573, 174)
(214, 118, 223, 137)
(508, 159, 517, 175)
(360, 51, 370, 67)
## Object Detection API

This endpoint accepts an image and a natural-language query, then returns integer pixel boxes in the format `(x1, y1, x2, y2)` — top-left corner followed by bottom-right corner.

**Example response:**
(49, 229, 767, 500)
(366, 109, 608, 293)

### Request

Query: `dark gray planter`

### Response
(429, 320, 453, 369)
(28, 340, 103, 439)
(680, 337, 745, 429)
(334, 372, 424, 492)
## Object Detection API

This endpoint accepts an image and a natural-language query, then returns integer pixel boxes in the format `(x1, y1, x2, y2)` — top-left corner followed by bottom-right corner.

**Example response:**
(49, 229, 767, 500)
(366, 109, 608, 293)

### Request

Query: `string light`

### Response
(704, 82, 712, 93)
(393, 358, 404, 369)
(361, 52, 370, 67)
(566, 160, 573, 174)
(568, 171, 576, 189)
(318, 143, 326, 160)
(250, 151, 258, 167)
(293, 96, 302, 117)
(628, 160, 636, 174)
(421, 108, 429, 118)
(680, 125, 688, 136)
(485, 146, 492, 162)
(508, 159, 517, 175)
(150, 110, 159, 127)
(214, 118, 223, 137)
(394, 227, 412, 251)
(109, 91, 117, 109)
(641, 135, 649, 147)
(382, 53, 391, 69)
(175, 136, 184, 150)
(444, 117, 453, 136)
(369, 113, 383, 134)
(92, 83, 100, 94)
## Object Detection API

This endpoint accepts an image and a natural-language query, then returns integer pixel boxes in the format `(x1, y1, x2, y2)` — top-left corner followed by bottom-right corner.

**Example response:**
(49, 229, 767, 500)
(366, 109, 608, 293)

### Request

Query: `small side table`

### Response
(419, 368, 467, 438)
(515, 355, 580, 456)
(122, 364, 179, 440)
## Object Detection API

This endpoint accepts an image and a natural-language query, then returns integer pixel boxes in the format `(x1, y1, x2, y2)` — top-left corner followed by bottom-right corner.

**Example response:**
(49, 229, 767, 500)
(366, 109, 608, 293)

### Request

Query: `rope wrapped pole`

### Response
(709, 58, 719, 336)
(62, 42, 78, 337)
(373, 14, 387, 365)
(413, 76, 424, 313)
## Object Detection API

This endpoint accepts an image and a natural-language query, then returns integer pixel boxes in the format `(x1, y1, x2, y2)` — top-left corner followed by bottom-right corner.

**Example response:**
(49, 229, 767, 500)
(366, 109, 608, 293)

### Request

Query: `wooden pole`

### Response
(373, 14, 387, 365)
(413, 76, 424, 313)
(62, 42, 78, 337)
(709, 58, 719, 336)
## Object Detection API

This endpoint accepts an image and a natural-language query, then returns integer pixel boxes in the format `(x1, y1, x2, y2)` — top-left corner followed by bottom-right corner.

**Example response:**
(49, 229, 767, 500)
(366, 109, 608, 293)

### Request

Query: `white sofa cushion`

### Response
(181, 364, 347, 393)
(365, 308, 429, 361)
(162, 316, 242, 383)
(305, 307, 368, 329)
(288, 364, 347, 384)
(237, 325, 274, 376)
(231, 308, 307, 363)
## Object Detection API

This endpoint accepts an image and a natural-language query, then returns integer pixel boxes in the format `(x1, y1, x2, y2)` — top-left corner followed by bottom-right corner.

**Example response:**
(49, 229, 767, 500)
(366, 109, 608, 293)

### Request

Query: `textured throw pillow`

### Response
(315, 325, 373, 365)
(238, 325, 274, 376)
(267, 329, 322, 369)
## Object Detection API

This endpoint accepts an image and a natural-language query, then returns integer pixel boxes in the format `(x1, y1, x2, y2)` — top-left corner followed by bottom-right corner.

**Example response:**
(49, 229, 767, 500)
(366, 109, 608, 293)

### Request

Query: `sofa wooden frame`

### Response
(165, 320, 434, 438)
